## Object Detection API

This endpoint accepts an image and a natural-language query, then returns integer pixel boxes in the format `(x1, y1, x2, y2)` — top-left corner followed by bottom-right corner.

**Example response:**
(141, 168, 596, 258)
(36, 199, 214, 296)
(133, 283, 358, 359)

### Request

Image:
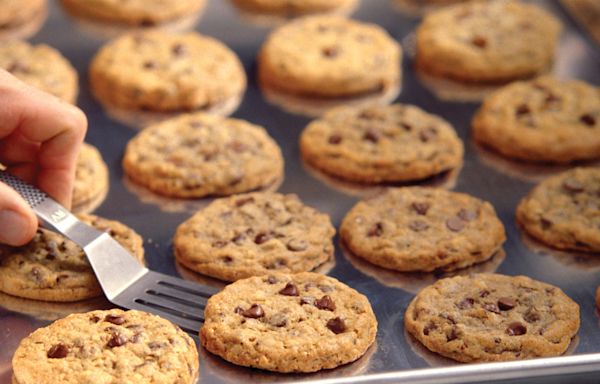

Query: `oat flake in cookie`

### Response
(473, 76, 600, 163)
(340, 187, 506, 272)
(201, 272, 377, 372)
(123, 113, 284, 198)
(0, 214, 144, 302)
(90, 31, 246, 112)
(12, 309, 199, 384)
(517, 167, 600, 253)
(405, 274, 580, 362)
(258, 15, 401, 98)
(174, 193, 335, 281)
(300, 104, 464, 183)
(416, 1, 561, 83)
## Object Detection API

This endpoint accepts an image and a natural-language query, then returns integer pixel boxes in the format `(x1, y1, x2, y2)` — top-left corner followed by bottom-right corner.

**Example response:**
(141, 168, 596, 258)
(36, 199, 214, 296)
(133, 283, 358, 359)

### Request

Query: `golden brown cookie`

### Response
(231, 0, 357, 16)
(0, 0, 47, 39)
(72, 143, 109, 214)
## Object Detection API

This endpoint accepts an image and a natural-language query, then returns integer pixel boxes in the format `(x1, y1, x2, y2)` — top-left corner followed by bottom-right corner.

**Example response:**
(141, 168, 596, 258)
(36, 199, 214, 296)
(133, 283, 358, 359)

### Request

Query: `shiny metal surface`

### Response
(1, 1, 600, 383)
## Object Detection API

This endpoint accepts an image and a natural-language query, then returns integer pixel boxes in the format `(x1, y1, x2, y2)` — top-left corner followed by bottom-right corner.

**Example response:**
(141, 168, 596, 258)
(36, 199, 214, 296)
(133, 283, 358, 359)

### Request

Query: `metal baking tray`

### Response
(1, 1, 600, 383)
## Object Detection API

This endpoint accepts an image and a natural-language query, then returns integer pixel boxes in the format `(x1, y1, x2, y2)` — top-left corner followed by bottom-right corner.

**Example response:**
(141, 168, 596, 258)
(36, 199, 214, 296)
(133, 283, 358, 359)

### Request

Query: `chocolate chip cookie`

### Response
(300, 104, 464, 183)
(416, 1, 562, 83)
(258, 15, 401, 98)
(201, 272, 377, 372)
(123, 113, 284, 198)
(231, 0, 357, 16)
(12, 309, 198, 384)
(473, 76, 600, 163)
(72, 143, 109, 214)
(0, 40, 78, 103)
(340, 187, 506, 272)
(0, 0, 47, 39)
(405, 274, 580, 362)
(0, 214, 144, 302)
(174, 192, 335, 281)
(516, 167, 600, 252)
(90, 31, 246, 112)
(60, 0, 206, 26)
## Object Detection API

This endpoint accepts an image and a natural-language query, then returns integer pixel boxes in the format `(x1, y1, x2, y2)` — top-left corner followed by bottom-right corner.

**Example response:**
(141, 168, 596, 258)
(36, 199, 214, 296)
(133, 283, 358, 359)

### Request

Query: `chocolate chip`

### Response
(516, 104, 530, 116)
(318, 285, 333, 293)
(457, 209, 477, 221)
(235, 197, 254, 207)
(401, 122, 412, 131)
(322, 46, 339, 58)
(484, 303, 500, 314)
(457, 297, 474, 309)
(540, 218, 553, 229)
(328, 134, 342, 144)
(269, 313, 288, 327)
(423, 322, 437, 336)
(221, 256, 233, 264)
(471, 36, 487, 48)
(409, 220, 429, 232)
(148, 341, 164, 350)
(479, 290, 490, 298)
(229, 140, 248, 153)
(232, 234, 245, 244)
(286, 239, 308, 252)
(544, 93, 561, 107)
(47, 344, 68, 359)
(279, 282, 299, 296)
(266, 276, 278, 284)
(107, 333, 128, 348)
(90, 315, 101, 323)
(497, 297, 516, 311)
(524, 309, 541, 323)
(105, 315, 126, 325)
(140, 18, 155, 27)
(563, 179, 584, 193)
(412, 202, 430, 215)
(446, 327, 460, 341)
(143, 61, 157, 69)
(212, 240, 227, 248)
(446, 216, 466, 232)
(315, 295, 336, 311)
(580, 114, 596, 126)
(326, 317, 346, 334)
(367, 222, 383, 237)
(506, 322, 527, 336)
(300, 296, 315, 305)
(419, 127, 437, 142)
(254, 232, 273, 244)
(241, 304, 265, 318)
(234, 306, 244, 314)
(358, 109, 380, 120)
(172, 43, 186, 56)
(363, 129, 380, 143)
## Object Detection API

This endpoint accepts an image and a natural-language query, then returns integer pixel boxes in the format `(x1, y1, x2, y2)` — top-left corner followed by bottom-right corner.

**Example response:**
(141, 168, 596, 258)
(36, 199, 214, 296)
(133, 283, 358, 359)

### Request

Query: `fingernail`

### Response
(0, 210, 30, 246)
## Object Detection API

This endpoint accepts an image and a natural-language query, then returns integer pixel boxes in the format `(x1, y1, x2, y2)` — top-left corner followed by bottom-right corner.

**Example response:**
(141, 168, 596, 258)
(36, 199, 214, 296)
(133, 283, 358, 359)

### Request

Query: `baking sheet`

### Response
(1, 1, 600, 383)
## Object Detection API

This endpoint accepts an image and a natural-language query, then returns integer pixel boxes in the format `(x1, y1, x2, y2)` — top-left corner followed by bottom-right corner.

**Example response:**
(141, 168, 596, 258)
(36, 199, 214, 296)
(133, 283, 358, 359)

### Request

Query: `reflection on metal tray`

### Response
(1, 1, 600, 383)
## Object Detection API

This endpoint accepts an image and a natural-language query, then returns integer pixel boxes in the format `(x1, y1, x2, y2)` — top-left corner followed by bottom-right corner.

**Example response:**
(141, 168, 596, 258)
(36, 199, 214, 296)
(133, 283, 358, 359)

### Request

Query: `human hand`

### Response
(0, 70, 87, 246)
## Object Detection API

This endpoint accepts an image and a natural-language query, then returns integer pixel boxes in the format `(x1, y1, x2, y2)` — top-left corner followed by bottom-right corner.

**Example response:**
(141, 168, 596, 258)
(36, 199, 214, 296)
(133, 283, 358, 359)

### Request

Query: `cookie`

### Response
(12, 309, 198, 384)
(416, 1, 562, 83)
(201, 272, 377, 372)
(0, 0, 47, 38)
(596, 286, 600, 309)
(90, 31, 246, 112)
(72, 143, 109, 214)
(0, 214, 144, 302)
(123, 113, 284, 198)
(232, 0, 357, 16)
(300, 104, 464, 183)
(174, 192, 335, 281)
(340, 187, 506, 272)
(516, 167, 600, 253)
(0, 40, 77, 103)
(258, 15, 401, 98)
(405, 273, 580, 362)
(472, 77, 600, 163)
(60, 0, 206, 26)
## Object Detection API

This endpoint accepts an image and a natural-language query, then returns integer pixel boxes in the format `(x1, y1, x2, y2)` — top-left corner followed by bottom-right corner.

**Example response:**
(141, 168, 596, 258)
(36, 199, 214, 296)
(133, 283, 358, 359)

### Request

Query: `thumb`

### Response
(0, 181, 37, 246)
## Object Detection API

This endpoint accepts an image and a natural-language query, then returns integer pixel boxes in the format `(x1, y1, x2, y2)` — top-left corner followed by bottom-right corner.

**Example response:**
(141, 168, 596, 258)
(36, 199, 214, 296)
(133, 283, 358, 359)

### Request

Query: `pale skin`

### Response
(0, 70, 87, 246)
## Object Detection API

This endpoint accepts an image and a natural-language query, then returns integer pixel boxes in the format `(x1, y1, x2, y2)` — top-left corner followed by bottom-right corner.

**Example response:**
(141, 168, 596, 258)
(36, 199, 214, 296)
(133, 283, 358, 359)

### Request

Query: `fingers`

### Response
(0, 70, 88, 207)
(0, 181, 37, 246)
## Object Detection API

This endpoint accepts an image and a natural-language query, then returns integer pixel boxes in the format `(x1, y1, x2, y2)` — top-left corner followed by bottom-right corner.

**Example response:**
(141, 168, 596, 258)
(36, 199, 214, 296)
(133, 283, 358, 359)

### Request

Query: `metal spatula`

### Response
(0, 170, 219, 334)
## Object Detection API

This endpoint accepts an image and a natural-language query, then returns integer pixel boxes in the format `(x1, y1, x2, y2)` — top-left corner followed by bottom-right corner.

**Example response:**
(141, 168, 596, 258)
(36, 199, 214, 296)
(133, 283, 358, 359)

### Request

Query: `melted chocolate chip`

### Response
(105, 315, 126, 325)
(143, 61, 157, 69)
(483, 303, 500, 314)
(563, 179, 584, 193)
(457, 209, 477, 222)
(172, 43, 187, 56)
(412, 202, 430, 215)
(479, 290, 490, 298)
(423, 322, 437, 336)
(241, 304, 265, 318)
(363, 129, 380, 143)
(497, 297, 516, 311)
(409, 220, 429, 232)
(516, 104, 531, 116)
(471, 36, 487, 48)
(322, 46, 339, 58)
(235, 196, 255, 207)
(328, 134, 342, 144)
(326, 317, 346, 334)
(506, 322, 527, 336)
(107, 333, 128, 348)
(279, 282, 299, 296)
(419, 127, 437, 142)
(367, 222, 384, 237)
(540, 218, 553, 229)
(446, 216, 466, 232)
(318, 285, 333, 293)
(254, 232, 273, 245)
(457, 297, 475, 309)
(524, 309, 541, 323)
(47, 344, 68, 358)
(232, 234, 245, 245)
(266, 276, 278, 284)
(229, 140, 248, 153)
(446, 327, 460, 341)
(234, 306, 244, 314)
(315, 295, 336, 311)
(580, 114, 596, 126)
